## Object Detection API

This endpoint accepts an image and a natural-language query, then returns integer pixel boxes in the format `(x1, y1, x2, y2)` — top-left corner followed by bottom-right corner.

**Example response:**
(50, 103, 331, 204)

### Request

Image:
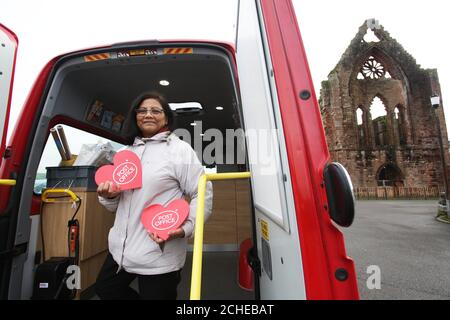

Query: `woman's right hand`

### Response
(97, 181, 121, 199)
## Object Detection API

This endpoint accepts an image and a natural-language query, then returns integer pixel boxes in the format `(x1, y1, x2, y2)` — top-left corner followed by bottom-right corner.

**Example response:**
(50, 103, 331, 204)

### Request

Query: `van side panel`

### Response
(259, 0, 359, 299)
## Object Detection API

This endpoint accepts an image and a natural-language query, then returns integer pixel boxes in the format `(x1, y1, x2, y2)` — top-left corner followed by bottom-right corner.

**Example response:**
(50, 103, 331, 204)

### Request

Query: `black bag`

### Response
(31, 257, 75, 300)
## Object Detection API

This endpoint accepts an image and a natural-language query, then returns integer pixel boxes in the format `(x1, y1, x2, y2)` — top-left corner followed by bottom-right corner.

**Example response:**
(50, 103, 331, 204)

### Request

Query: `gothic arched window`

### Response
(356, 107, 365, 147)
(370, 97, 387, 147)
(394, 106, 406, 145)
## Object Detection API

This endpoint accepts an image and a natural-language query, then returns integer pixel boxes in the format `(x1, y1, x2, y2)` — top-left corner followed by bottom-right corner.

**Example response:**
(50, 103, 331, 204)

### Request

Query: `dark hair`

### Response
(126, 91, 175, 145)
(129, 91, 175, 139)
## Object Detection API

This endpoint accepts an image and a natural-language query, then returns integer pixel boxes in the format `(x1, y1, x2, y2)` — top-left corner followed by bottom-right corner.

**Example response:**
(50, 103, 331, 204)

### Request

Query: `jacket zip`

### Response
(117, 142, 148, 273)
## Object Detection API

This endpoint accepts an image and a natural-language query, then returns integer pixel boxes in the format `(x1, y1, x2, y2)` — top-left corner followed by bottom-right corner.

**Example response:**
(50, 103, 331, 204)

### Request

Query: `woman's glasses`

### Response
(135, 108, 165, 116)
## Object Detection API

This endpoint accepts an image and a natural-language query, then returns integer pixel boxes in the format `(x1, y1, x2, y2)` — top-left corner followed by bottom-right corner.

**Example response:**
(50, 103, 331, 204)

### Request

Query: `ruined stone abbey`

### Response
(320, 20, 448, 189)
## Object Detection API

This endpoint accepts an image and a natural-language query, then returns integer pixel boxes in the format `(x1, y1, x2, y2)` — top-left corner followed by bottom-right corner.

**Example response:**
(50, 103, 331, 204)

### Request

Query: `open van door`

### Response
(0, 24, 17, 168)
(0, 23, 21, 300)
(0, 23, 22, 300)
(236, 0, 359, 299)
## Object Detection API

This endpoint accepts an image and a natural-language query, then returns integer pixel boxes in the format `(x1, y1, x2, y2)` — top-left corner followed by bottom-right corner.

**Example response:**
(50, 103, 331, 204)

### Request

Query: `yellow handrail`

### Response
(41, 188, 79, 203)
(190, 171, 251, 300)
(0, 179, 16, 186)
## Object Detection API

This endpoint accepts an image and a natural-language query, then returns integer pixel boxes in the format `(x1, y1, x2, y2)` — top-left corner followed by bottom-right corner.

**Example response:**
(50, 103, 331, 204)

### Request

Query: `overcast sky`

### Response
(1, 0, 449, 147)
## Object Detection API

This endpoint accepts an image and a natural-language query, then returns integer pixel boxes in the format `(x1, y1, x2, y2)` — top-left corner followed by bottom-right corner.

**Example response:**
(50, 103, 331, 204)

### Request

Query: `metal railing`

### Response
(354, 186, 443, 200)
(0, 179, 16, 186)
(41, 188, 79, 203)
(190, 172, 251, 300)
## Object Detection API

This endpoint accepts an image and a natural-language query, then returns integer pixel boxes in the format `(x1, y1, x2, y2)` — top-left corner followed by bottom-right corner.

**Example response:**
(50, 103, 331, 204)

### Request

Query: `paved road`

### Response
(342, 200, 450, 300)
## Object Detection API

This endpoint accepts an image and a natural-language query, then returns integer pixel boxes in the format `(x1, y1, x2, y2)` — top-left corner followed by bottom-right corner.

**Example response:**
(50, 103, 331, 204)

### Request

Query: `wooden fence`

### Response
(354, 186, 443, 200)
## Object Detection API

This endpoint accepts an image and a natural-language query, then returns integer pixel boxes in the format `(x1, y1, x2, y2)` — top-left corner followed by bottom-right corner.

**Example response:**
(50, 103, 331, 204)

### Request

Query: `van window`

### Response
(34, 124, 123, 194)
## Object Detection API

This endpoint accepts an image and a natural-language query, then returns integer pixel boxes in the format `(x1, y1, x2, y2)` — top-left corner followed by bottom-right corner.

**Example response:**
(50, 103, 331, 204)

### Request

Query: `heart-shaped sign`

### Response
(141, 199, 190, 240)
(95, 150, 142, 191)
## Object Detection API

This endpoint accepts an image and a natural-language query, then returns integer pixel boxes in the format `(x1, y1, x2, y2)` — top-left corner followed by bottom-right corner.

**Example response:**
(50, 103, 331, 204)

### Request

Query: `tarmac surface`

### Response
(342, 200, 450, 300)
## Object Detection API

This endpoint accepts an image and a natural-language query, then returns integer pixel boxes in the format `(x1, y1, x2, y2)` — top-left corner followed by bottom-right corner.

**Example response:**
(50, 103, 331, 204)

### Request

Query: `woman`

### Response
(95, 91, 213, 300)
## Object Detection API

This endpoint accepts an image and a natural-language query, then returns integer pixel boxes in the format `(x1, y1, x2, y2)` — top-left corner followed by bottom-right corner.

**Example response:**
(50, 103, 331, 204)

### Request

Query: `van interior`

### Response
(24, 42, 256, 299)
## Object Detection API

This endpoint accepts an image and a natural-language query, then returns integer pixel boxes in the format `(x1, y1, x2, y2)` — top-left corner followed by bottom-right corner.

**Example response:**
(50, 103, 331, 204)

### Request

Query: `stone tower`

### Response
(320, 19, 448, 188)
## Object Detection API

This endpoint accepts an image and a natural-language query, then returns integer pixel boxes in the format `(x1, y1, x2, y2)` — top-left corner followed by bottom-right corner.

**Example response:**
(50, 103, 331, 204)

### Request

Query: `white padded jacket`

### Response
(98, 131, 213, 275)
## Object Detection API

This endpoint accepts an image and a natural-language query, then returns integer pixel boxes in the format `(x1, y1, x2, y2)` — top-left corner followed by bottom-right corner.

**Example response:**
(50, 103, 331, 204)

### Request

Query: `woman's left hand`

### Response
(149, 227, 185, 244)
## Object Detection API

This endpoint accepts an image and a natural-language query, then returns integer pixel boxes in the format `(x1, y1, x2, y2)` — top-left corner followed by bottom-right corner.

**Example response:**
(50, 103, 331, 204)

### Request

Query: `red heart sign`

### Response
(95, 150, 142, 191)
(141, 199, 190, 240)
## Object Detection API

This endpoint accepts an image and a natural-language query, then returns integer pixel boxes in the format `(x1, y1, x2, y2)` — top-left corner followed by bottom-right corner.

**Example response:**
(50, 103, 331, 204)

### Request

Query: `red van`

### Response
(0, 0, 358, 300)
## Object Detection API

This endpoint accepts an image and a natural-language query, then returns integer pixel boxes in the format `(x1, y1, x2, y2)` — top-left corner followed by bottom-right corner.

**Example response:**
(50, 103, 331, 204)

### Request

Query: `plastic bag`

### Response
(73, 142, 116, 167)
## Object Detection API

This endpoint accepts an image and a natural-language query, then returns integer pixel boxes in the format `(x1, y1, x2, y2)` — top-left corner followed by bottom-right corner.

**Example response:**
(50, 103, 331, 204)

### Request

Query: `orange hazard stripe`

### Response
(83, 53, 111, 62)
(163, 48, 193, 55)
